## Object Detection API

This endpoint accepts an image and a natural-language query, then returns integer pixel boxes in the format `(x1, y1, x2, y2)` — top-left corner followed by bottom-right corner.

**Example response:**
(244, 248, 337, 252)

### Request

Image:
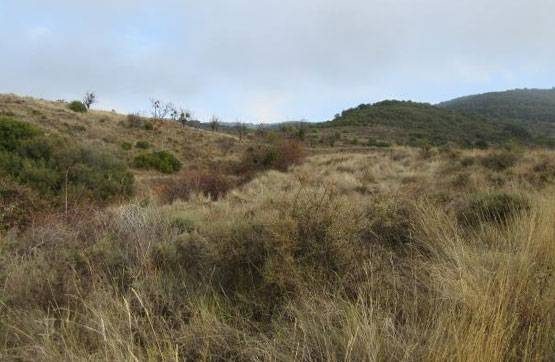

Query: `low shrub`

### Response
(135, 140, 150, 149)
(144, 121, 154, 131)
(126, 113, 144, 128)
(133, 151, 182, 174)
(121, 141, 132, 150)
(367, 138, 391, 148)
(240, 139, 306, 173)
(457, 192, 529, 227)
(481, 152, 518, 171)
(0, 179, 48, 231)
(528, 158, 555, 186)
(67, 101, 87, 113)
(159, 170, 232, 203)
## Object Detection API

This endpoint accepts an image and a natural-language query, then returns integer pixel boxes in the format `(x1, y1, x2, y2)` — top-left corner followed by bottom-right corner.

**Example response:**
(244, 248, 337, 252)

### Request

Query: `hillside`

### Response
(0, 94, 245, 178)
(438, 88, 555, 121)
(438, 88, 555, 141)
(314, 100, 540, 148)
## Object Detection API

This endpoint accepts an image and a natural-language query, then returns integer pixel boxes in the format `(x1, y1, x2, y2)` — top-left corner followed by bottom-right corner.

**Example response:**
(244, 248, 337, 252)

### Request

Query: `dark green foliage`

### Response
(67, 101, 87, 113)
(0, 118, 134, 205)
(133, 151, 182, 173)
(457, 192, 530, 227)
(438, 88, 555, 122)
(480, 152, 519, 171)
(135, 140, 150, 149)
(320, 100, 542, 147)
(0, 117, 42, 151)
(121, 142, 132, 150)
(438, 88, 555, 144)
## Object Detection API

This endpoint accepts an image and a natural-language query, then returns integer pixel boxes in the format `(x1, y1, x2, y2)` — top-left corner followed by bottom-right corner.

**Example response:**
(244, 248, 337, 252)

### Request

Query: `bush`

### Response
(481, 152, 518, 171)
(126, 113, 144, 128)
(144, 121, 154, 130)
(67, 101, 87, 113)
(0, 119, 134, 207)
(0, 179, 48, 231)
(457, 192, 530, 227)
(121, 142, 132, 150)
(135, 140, 150, 149)
(0, 117, 42, 151)
(367, 138, 390, 148)
(159, 170, 232, 203)
(240, 139, 306, 173)
(133, 151, 182, 174)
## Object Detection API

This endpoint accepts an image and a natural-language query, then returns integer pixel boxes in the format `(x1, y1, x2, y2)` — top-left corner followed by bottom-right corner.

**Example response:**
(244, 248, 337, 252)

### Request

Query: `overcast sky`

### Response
(1, 0, 554, 123)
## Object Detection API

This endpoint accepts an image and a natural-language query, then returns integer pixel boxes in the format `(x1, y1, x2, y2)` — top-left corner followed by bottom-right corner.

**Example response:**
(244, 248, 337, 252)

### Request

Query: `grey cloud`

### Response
(1, 0, 554, 122)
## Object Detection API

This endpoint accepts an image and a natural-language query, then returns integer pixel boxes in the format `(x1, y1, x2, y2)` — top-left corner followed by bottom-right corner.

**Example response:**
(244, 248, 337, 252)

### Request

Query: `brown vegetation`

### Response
(1, 143, 554, 361)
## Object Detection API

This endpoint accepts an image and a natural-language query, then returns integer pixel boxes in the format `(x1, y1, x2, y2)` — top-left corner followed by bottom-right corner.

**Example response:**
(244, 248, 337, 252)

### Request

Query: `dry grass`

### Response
(0, 94, 245, 178)
(1, 139, 554, 360)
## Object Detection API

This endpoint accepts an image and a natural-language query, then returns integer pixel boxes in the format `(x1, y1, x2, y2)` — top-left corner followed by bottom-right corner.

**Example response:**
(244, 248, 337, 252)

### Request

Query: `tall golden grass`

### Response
(1, 146, 554, 361)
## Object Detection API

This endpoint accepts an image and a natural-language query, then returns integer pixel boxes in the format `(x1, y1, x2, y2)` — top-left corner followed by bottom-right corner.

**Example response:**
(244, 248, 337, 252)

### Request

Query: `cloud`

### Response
(1, 0, 554, 122)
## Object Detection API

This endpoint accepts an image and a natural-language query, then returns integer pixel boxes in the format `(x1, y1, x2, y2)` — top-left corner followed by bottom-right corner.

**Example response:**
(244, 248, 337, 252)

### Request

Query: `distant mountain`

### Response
(316, 100, 541, 147)
(437, 88, 555, 122)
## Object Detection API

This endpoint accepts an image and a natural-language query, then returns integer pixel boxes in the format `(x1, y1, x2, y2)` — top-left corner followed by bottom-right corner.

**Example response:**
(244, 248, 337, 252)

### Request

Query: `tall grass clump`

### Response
(159, 170, 232, 203)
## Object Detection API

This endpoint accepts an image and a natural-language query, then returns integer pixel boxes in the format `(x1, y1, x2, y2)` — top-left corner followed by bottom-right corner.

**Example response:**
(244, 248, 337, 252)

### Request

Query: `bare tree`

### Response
(209, 115, 221, 132)
(235, 120, 248, 140)
(83, 92, 96, 109)
(150, 99, 174, 119)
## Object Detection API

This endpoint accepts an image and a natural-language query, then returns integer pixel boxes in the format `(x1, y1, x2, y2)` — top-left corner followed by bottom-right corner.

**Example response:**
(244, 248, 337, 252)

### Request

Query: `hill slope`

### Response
(438, 88, 555, 121)
(438, 88, 555, 141)
(315, 100, 536, 147)
(0, 94, 244, 174)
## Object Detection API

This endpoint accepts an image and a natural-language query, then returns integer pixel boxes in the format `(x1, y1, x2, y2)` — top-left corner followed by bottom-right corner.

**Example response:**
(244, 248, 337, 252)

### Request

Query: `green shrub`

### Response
(67, 101, 87, 113)
(367, 138, 390, 148)
(0, 117, 42, 151)
(135, 140, 150, 149)
(457, 192, 529, 227)
(481, 152, 518, 171)
(0, 119, 134, 206)
(121, 142, 132, 150)
(144, 121, 154, 131)
(133, 151, 182, 174)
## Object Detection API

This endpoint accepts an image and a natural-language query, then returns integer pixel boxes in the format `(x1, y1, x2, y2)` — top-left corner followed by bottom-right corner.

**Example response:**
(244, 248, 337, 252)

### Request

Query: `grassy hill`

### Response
(313, 100, 543, 148)
(0, 94, 244, 171)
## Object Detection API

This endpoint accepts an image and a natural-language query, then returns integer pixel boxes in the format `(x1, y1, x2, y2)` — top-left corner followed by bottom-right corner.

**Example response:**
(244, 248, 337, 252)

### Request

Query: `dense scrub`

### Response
(317, 100, 538, 147)
(133, 150, 182, 173)
(0, 146, 554, 361)
(0, 117, 134, 229)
